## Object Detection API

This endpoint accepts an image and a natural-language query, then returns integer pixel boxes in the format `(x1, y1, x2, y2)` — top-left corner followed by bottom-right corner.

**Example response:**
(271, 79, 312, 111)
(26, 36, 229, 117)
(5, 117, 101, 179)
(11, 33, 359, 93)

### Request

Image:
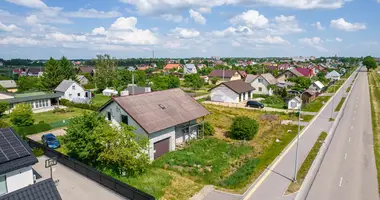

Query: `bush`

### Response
(199, 121, 215, 136)
(32, 148, 44, 157)
(10, 103, 34, 127)
(60, 99, 99, 111)
(0, 120, 10, 128)
(0, 101, 9, 115)
(83, 83, 95, 89)
(15, 123, 52, 136)
(261, 95, 285, 105)
(230, 116, 259, 140)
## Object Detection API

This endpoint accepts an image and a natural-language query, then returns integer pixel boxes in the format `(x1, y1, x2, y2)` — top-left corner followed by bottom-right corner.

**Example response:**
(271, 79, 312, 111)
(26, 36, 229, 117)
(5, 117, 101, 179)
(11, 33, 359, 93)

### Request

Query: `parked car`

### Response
(246, 100, 264, 108)
(41, 133, 60, 149)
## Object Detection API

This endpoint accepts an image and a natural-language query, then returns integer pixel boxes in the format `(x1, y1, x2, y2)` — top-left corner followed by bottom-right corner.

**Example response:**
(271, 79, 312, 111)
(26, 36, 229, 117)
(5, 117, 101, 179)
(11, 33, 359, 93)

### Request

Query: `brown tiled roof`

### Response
(208, 70, 241, 78)
(79, 67, 94, 74)
(112, 88, 210, 134)
(216, 80, 254, 94)
(163, 64, 181, 70)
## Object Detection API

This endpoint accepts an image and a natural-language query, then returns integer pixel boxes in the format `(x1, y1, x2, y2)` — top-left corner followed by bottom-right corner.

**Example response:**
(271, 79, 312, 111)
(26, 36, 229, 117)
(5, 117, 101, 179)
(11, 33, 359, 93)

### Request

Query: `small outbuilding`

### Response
(287, 96, 302, 110)
(209, 80, 255, 103)
(102, 88, 118, 96)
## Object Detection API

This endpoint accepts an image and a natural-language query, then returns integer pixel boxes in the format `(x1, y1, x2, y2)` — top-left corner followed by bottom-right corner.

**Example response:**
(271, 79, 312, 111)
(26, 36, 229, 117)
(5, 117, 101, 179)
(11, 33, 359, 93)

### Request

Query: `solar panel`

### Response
(0, 128, 30, 164)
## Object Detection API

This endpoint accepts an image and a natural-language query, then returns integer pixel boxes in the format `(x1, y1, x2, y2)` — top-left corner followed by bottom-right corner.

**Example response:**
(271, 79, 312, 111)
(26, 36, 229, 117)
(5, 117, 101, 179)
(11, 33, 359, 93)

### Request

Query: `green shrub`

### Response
(10, 103, 34, 127)
(0, 101, 9, 115)
(262, 95, 284, 105)
(83, 83, 95, 89)
(0, 120, 10, 128)
(230, 116, 259, 140)
(221, 158, 260, 187)
(199, 121, 215, 136)
(32, 148, 44, 157)
(15, 123, 52, 136)
(60, 99, 99, 111)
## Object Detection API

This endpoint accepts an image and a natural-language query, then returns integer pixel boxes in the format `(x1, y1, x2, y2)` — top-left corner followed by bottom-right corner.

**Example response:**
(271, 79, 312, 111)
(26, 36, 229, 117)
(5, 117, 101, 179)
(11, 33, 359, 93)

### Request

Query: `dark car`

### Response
(246, 100, 264, 108)
(41, 133, 60, 149)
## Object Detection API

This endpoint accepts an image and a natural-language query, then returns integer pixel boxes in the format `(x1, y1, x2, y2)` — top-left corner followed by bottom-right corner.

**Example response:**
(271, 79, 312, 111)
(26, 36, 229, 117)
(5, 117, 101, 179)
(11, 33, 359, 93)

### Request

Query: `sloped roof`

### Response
(208, 70, 240, 78)
(295, 68, 313, 77)
(54, 80, 75, 92)
(261, 73, 278, 85)
(326, 70, 341, 77)
(185, 64, 196, 69)
(245, 74, 258, 83)
(0, 80, 17, 89)
(106, 88, 210, 134)
(0, 179, 61, 200)
(214, 80, 255, 94)
(79, 67, 94, 74)
(289, 68, 306, 77)
(27, 68, 44, 74)
(313, 81, 324, 89)
(164, 64, 181, 70)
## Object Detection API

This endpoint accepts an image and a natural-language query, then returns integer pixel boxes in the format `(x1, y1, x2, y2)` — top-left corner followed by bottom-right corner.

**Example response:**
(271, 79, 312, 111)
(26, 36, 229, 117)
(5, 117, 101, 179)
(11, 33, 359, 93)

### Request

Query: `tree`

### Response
(41, 57, 76, 90)
(168, 75, 180, 89)
(58, 57, 76, 81)
(180, 59, 185, 65)
(184, 74, 204, 89)
(94, 54, 117, 91)
(151, 75, 180, 91)
(17, 76, 41, 92)
(363, 56, 377, 71)
(0, 85, 7, 92)
(210, 77, 219, 85)
(116, 69, 146, 90)
(10, 104, 34, 127)
(288, 77, 312, 89)
(230, 116, 259, 140)
(0, 102, 8, 115)
(281, 87, 288, 98)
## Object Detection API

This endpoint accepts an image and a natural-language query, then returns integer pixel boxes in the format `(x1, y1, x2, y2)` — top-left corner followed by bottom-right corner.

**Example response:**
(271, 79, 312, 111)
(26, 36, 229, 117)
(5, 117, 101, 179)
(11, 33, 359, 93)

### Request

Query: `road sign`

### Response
(45, 157, 57, 168)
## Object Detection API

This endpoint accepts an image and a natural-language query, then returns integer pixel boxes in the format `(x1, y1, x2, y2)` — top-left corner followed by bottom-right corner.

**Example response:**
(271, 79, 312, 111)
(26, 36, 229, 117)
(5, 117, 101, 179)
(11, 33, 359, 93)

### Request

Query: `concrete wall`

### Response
(250, 77, 270, 95)
(62, 82, 86, 101)
(210, 85, 239, 103)
(149, 127, 176, 161)
(4, 166, 34, 193)
(288, 99, 301, 110)
(175, 120, 198, 145)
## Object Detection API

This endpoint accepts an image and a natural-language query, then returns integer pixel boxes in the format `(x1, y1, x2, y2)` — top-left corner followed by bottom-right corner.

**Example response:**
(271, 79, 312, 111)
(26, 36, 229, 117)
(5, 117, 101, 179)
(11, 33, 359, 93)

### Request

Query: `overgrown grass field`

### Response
(302, 96, 331, 112)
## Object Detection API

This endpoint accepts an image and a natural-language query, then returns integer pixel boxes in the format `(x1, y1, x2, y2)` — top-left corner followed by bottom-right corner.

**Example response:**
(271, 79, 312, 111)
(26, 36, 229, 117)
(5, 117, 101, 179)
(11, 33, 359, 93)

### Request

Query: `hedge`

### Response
(60, 99, 100, 111)
(15, 123, 52, 136)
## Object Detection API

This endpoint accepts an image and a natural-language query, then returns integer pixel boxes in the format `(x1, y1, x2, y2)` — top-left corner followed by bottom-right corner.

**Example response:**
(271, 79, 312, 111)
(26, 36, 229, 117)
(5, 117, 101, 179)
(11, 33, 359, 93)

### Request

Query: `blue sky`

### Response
(0, 0, 379, 59)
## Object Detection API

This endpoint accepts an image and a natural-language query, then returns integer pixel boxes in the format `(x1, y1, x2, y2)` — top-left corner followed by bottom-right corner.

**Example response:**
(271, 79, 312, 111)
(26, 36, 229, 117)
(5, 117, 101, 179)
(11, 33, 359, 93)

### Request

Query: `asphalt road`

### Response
(307, 69, 379, 200)
(240, 69, 358, 200)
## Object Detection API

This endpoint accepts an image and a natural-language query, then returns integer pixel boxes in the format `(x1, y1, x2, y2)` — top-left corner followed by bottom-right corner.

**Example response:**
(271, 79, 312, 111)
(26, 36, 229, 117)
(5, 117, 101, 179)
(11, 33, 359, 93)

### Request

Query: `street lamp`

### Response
(289, 89, 306, 183)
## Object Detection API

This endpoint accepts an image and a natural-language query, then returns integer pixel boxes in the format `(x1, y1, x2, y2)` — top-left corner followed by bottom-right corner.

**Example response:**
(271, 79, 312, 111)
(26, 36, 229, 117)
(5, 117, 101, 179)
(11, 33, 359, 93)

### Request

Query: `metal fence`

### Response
(27, 138, 155, 200)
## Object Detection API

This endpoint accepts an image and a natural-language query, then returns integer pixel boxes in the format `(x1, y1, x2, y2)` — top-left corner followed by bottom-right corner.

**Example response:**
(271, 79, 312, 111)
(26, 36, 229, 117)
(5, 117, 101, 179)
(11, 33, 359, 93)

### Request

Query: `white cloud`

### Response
(231, 40, 241, 47)
(336, 37, 343, 42)
(269, 15, 303, 34)
(45, 32, 87, 42)
(230, 10, 268, 28)
(171, 27, 200, 39)
(110, 17, 138, 30)
(64, 8, 122, 19)
(312, 21, 325, 30)
(258, 35, 289, 44)
(161, 14, 184, 23)
(0, 36, 40, 46)
(91, 27, 107, 35)
(210, 26, 252, 38)
(330, 18, 366, 31)
(25, 13, 71, 25)
(6, 0, 47, 9)
(189, 9, 206, 24)
(198, 7, 212, 13)
(0, 22, 22, 32)
(299, 37, 328, 52)
(120, 0, 349, 15)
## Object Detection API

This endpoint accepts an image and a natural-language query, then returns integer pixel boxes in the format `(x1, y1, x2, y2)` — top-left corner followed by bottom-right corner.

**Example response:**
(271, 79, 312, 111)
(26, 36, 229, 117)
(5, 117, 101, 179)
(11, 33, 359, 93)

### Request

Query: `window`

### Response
(77, 93, 80, 97)
(285, 74, 288, 78)
(258, 78, 263, 83)
(107, 112, 111, 121)
(72, 85, 76, 90)
(121, 115, 128, 125)
(259, 87, 262, 92)
(0, 175, 7, 195)
(69, 94, 72, 98)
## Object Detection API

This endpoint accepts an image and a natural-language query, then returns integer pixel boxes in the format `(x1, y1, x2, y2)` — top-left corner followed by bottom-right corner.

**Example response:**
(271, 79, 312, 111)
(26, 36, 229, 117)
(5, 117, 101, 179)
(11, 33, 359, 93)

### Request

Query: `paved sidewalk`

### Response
(28, 128, 66, 141)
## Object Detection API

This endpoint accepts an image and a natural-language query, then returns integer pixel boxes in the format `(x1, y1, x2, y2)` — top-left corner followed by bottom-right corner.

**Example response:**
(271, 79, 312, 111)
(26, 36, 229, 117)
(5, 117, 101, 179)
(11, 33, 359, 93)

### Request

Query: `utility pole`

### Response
(293, 90, 305, 183)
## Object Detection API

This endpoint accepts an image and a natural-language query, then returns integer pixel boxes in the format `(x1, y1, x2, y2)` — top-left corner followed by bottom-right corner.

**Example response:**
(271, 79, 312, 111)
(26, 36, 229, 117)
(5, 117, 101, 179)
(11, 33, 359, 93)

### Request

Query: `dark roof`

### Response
(54, 80, 75, 92)
(214, 80, 254, 94)
(0, 128, 38, 174)
(78, 67, 94, 74)
(0, 93, 61, 104)
(102, 88, 210, 134)
(126, 85, 150, 95)
(208, 70, 241, 78)
(295, 68, 312, 77)
(304, 89, 317, 96)
(27, 68, 44, 74)
(0, 179, 61, 200)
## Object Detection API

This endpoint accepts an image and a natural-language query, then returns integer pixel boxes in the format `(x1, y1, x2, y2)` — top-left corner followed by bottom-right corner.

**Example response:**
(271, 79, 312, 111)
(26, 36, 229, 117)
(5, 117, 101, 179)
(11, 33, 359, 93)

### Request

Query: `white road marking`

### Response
(339, 177, 343, 187)
(356, 105, 358, 108)
(351, 126, 354, 130)
(348, 137, 351, 142)
(354, 110, 356, 114)
(345, 153, 347, 160)
(353, 117, 355, 121)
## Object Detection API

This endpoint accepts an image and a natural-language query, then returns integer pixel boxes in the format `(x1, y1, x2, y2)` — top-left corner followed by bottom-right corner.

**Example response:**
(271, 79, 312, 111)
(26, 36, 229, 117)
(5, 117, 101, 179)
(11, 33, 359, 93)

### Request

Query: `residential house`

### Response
(12, 68, 26, 76)
(76, 75, 89, 85)
(196, 64, 206, 70)
(54, 80, 91, 103)
(276, 68, 305, 83)
(287, 96, 302, 110)
(245, 73, 278, 95)
(163, 64, 182, 72)
(325, 70, 341, 81)
(302, 89, 317, 103)
(99, 88, 210, 160)
(184, 64, 197, 74)
(309, 81, 325, 93)
(278, 63, 292, 71)
(78, 67, 95, 76)
(312, 65, 327, 74)
(0, 92, 61, 112)
(0, 80, 17, 92)
(209, 80, 255, 103)
(0, 128, 61, 199)
(200, 76, 209, 83)
(208, 70, 244, 84)
(294, 68, 315, 78)
(120, 84, 151, 96)
(137, 65, 151, 71)
(26, 68, 44, 77)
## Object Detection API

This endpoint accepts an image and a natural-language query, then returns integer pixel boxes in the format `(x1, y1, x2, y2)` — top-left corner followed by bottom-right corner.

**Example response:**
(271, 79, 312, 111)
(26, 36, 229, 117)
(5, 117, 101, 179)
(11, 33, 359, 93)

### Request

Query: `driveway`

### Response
(28, 128, 66, 141)
(33, 155, 124, 200)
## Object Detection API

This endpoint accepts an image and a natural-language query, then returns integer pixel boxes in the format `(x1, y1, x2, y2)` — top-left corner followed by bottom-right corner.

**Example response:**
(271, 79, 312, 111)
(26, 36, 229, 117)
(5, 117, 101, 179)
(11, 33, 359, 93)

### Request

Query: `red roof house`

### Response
(295, 68, 315, 77)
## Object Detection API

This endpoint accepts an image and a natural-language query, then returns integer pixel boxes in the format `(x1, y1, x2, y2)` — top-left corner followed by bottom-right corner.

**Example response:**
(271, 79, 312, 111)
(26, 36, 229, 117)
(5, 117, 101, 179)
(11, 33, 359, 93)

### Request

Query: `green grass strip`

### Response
(334, 97, 346, 112)
(286, 131, 328, 194)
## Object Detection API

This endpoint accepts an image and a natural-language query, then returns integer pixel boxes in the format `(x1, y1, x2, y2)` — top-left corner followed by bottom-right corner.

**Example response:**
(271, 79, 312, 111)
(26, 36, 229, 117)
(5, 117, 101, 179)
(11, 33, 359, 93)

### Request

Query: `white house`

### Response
(102, 88, 118, 96)
(287, 97, 302, 110)
(210, 80, 255, 104)
(325, 70, 341, 81)
(99, 89, 209, 160)
(76, 75, 89, 85)
(184, 64, 197, 74)
(245, 73, 278, 96)
(54, 80, 91, 102)
(309, 81, 325, 93)
(0, 128, 61, 199)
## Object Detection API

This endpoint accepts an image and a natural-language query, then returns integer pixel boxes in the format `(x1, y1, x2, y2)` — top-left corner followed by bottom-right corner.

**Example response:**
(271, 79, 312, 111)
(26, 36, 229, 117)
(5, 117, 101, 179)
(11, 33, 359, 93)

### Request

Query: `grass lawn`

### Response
(369, 69, 380, 192)
(286, 131, 327, 194)
(334, 97, 346, 112)
(90, 94, 111, 107)
(302, 96, 331, 112)
(33, 108, 92, 124)
(346, 86, 351, 93)
(300, 114, 314, 122)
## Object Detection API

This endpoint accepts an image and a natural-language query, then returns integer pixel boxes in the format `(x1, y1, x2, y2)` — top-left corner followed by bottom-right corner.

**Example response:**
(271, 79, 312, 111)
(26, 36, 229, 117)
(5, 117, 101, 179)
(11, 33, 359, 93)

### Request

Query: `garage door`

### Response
(154, 138, 170, 159)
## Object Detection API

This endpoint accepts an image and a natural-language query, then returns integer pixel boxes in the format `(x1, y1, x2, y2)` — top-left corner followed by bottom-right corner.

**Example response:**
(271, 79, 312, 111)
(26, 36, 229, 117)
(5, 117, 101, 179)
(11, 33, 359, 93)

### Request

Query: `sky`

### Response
(0, 0, 379, 59)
